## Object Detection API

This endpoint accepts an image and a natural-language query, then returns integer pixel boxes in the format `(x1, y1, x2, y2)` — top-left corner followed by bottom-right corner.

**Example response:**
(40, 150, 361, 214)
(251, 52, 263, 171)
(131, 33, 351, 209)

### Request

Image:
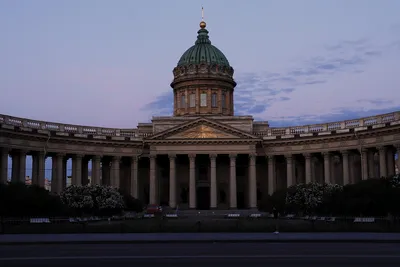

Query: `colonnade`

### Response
(0, 143, 399, 209)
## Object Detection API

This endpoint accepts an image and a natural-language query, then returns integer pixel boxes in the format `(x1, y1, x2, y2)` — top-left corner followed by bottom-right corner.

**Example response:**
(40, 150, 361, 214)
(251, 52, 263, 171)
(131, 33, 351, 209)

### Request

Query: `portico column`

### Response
(92, 155, 101, 185)
(111, 156, 121, 188)
(19, 150, 27, 183)
(229, 154, 237, 209)
(285, 154, 294, 187)
(368, 151, 375, 178)
(341, 150, 350, 185)
(188, 154, 196, 209)
(130, 156, 138, 199)
(323, 152, 331, 184)
(267, 155, 275, 195)
(72, 154, 83, 186)
(149, 155, 157, 204)
(168, 154, 176, 208)
(55, 153, 64, 194)
(304, 153, 312, 184)
(248, 153, 257, 209)
(31, 153, 38, 185)
(0, 148, 8, 184)
(360, 148, 368, 180)
(378, 146, 387, 177)
(387, 148, 395, 176)
(396, 144, 400, 175)
(37, 152, 45, 187)
(209, 154, 217, 209)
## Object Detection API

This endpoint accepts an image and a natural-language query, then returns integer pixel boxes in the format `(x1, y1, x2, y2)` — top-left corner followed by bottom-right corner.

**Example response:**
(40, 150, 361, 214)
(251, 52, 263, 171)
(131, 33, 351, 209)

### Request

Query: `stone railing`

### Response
(254, 111, 400, 138)
(1, 111, 399, 140)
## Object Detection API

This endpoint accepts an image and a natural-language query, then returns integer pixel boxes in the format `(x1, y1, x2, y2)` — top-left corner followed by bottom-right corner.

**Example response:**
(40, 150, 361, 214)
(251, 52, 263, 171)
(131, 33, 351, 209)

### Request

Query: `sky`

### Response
(1, 0, 400, 176)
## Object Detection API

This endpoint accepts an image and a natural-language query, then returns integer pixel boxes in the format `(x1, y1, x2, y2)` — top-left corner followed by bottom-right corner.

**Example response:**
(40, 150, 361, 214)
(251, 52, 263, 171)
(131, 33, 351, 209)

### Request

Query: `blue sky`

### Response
(1, 0, 400, 176)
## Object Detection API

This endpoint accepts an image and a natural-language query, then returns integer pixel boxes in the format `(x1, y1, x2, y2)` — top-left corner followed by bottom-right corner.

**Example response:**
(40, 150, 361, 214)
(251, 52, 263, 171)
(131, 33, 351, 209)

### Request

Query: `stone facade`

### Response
(1, 20, 400, 210)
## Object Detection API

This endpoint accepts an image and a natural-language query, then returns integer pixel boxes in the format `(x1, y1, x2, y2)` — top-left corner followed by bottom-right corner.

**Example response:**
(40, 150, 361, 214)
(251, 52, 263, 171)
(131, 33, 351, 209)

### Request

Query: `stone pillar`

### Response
(396, 144, 400, 175)
(323, 152, 331, 184)
(72, 154, 83, 186)
(130, 156, 138, 198)
(209, 154, 217, 209)
(378, 146, 387, 178)
(101, 159, 111, 186)
(188, 154, 196, 209)
(360, 148, 368, 180)
(304, 153, 312, 184)
(386, 148, 395, 176)
(0, 148, 8, 184)
(55, 153, 64, 194)
(368, 151, 375, 179)
(111, 156, 121, 188)
(37, 152, 45, 187)
(149, 155, 157, 204)
(229, 154, 237, 209)
(81, 158, 89, 185)
(267, 155, 275, 195)
(31, 153, 38, 185)
(11, 152, 19, 182)
(285, 154, 293, 187)
(341, 150, 350, 185)
(92, 155, 101, 185)
(19, 150, 27, 183)
(248, 153, 257, 209)
(168, 154, 176, 208)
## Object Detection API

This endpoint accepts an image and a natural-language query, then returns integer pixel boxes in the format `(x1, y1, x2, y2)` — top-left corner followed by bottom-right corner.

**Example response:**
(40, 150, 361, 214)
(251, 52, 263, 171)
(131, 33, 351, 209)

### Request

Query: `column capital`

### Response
(377, 146, 386, 152)
(209, 154, 217, 160)
(340, 150, 349, 156)
(266, 154, 274, 161)
(303, 153, 312, 159)
(188, 154, 196, 160)
(229, 153, 237, 159)
(395, 143, 400, 151)
(322, 151, 331, 157)
(38, 151, 46, 157)
(284, 154, 293, 160)
(249, 153, 257, 159)
(93, 155, 102, 161)
(19, 149, 28, 155)
(149, 154, 157, 160)
(131, 156, 138, 163)
(112, 156, 121, 163)
(74, 154, 84, 159)
(56, 153, 66, 158)
(168, 154, 177, 159)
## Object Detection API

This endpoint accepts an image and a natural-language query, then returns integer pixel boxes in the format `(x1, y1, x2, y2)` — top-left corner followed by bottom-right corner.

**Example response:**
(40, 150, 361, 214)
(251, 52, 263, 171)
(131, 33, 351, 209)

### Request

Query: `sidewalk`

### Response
(1, 232, 400, 244)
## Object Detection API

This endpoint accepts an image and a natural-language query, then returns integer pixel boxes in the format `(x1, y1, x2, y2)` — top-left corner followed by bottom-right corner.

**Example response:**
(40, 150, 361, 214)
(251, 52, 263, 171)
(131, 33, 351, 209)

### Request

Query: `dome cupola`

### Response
(171, 14, 236, 117)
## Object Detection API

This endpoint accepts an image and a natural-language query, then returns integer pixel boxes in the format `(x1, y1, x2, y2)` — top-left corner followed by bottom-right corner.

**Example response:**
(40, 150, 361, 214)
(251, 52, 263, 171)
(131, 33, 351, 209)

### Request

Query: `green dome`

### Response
(177, 27, 230, 67)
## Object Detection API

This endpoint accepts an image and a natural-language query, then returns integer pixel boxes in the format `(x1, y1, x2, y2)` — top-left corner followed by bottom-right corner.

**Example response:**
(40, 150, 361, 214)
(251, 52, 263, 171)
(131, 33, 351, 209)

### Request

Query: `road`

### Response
(1, 242, 400, 266)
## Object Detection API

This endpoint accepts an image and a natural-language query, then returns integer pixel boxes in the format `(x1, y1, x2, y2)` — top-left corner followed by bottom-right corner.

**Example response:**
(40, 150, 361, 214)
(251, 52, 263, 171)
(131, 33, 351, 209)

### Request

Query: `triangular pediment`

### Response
(147, 118, 260, 140)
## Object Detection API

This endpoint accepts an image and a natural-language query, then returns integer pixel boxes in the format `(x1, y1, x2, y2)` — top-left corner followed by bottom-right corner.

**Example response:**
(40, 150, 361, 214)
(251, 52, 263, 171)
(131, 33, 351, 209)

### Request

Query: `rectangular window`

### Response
(200, 93, 207, 107)
(221, 93, 226, 108)
(211, 93, 217, 107)
(190, 93, 195, 107)
(180, 95, 186, 108)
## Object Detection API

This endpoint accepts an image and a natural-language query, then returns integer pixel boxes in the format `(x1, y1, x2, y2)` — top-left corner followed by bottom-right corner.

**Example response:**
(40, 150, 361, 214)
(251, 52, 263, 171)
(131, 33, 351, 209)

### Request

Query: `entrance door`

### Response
(196, 187, 210, 210)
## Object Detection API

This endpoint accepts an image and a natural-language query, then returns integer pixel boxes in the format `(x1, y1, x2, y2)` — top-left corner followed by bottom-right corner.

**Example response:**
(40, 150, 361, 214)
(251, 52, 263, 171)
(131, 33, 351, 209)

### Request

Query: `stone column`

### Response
(101, 159, 111, 186)
(111, 156, 121, 188)
(189, 154, 196, 209)
(267, 155, 275, 195)
(248, 153, 257, 209)
(229, 154, 237, 209)
(0, 148, 8, 184)
(81, 158, 89, 185)
(285, 154, 293, 187)
(31, 153, 38, 185)
(304, 153, 312, 184)
(323, 152, 331, 184)
(55, 153, 64, 194)
(130, 156, 138, 198)
(149, 155, 157, 204)
(378, 146, 387, 178)
(19, 150, 27, 183)
(37, 152, 45, 187)
(72, 154, 83, 186)
(92, 155, 101, 185)
(368, 151, 375, 179)
(360, 148, 368, 180)
(209, 154, 217, 209)
(396, 144, 400, 175)
(341, 150, 350, 185)
(386, 148, 395, 176)
(168, 154, 176, 208)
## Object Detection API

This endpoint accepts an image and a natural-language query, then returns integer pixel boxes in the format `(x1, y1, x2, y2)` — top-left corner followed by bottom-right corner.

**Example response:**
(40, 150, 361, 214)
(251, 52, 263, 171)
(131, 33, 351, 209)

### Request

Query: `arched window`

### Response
(221, 93, 226, 109)
(180, 95, 186, 108)
(189, 93, 195, 107)
(200, 93, 207, 107)
(211, 93, 217, 107)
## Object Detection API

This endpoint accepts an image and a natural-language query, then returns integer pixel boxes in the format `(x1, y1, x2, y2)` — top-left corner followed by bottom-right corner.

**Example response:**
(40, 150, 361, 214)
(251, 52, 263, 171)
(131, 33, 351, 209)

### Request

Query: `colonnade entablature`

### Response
(1, 111, 399, 142)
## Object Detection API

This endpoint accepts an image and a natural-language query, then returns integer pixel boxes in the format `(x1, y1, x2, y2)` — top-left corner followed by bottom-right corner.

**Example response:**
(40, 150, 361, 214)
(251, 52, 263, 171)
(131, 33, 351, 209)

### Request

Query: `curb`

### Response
(2, 239, 400, 245)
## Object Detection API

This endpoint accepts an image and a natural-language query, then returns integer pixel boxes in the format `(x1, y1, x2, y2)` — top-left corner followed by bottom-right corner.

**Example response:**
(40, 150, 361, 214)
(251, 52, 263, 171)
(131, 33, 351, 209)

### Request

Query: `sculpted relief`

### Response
(169, 125, 237, 139)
